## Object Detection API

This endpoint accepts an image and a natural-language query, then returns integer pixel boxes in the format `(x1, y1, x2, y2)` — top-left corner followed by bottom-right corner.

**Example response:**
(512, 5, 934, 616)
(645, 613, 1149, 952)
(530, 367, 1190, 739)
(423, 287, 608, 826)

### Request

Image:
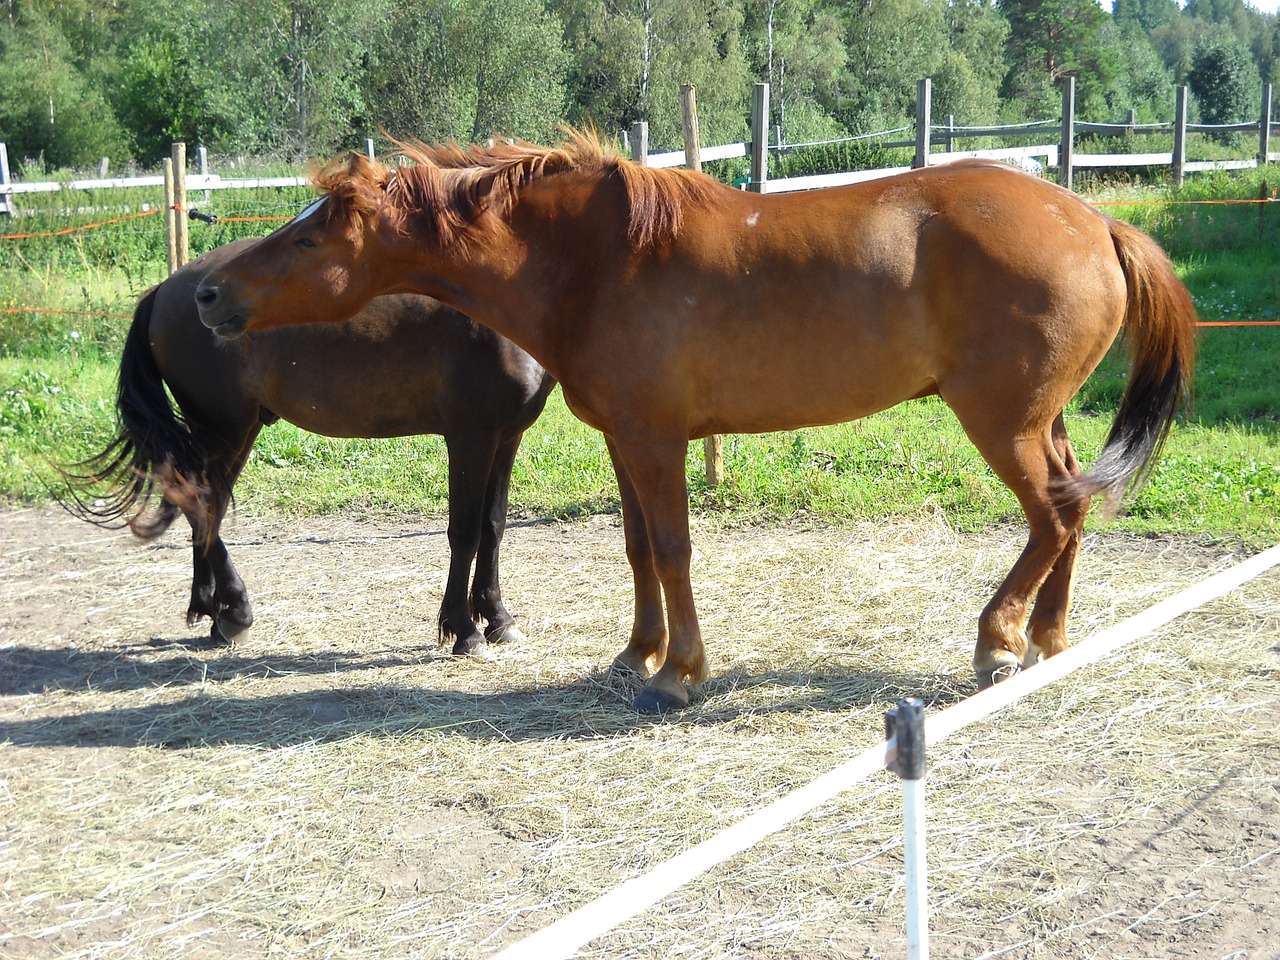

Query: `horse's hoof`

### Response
(211, 618, 250, 647)
(975, 661, 1022, 690)
(633, 685, 689, 715)
(486, 623, 526, 645)
(609, 658, 648, 683)
(452, 636, 496, 661)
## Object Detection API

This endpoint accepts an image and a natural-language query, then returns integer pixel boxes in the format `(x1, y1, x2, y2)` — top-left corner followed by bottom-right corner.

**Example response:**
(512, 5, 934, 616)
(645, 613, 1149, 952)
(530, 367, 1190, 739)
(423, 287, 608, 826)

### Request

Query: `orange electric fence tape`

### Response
(1, 306, 133, 319)
(1, 192, 1275, 324)
(0, 208, 162, 241)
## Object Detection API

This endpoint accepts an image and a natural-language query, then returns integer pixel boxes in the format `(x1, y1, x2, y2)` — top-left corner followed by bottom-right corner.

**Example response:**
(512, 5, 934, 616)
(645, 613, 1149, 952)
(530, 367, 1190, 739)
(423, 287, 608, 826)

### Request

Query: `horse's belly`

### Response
(694, 373, 937, 437)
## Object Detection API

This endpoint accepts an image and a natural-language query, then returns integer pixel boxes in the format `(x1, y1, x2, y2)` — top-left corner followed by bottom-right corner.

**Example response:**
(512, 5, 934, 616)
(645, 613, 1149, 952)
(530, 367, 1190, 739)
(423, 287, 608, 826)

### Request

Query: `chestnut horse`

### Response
(64, 236, 554, 654)
(194, 133, 1198, 713)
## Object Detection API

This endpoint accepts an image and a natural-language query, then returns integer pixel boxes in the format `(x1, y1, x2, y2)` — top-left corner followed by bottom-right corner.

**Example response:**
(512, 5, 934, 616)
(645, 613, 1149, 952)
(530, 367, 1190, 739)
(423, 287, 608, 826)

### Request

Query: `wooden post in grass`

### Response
(163, 157, 177, 275)
(172, 142, 189, 268)
(1173, 86, 1188, 187)
(748, 82, 769, 193)
(913, 78, 932, 169)
(1260, 83, 1273, 166)
(1060, 75, 1075, 189)
(681, 83, 726, 489)
(629, 121, 648, 165)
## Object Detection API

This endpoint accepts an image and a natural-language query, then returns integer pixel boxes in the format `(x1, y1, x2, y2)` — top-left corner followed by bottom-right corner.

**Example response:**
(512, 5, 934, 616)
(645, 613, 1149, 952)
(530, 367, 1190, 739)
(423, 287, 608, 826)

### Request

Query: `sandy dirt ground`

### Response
(2, 505, 1279, 959)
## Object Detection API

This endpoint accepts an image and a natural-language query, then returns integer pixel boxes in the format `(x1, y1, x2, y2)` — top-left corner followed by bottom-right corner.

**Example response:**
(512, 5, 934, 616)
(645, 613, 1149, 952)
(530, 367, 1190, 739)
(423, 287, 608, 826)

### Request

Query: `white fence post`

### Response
(0, 142, 13, 217)
(198, 145, 211, 203)
(749, 82, 769, 192)
(1060, 75, 1075, 189)
(887, 699, 930, 960)
(914, 78, 932, 169)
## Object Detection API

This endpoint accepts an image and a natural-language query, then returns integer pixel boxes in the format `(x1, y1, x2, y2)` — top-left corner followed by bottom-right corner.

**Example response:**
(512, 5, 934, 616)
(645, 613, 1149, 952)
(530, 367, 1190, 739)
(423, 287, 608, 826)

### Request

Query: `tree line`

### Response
(1, 0, 1276, 172)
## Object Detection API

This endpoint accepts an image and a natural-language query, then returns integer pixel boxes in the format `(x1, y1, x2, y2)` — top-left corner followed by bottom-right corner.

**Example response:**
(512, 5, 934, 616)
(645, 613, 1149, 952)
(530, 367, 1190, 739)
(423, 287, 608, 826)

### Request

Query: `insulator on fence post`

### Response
(885, 697, 926, 780)
(885, 697, 929, 960)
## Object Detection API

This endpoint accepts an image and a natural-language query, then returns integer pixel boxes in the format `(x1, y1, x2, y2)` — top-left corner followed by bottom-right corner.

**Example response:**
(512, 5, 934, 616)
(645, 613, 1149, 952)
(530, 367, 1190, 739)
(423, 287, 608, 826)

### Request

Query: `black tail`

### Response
(1056, 218, 1199, 512)
(58, 287, 214, 541)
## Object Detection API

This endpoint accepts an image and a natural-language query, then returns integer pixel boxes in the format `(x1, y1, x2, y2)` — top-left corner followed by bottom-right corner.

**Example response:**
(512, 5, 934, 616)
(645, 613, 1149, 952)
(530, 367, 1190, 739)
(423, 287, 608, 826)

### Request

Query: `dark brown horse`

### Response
(64, 236, 554, 655)
(193, 133, 1198, 712)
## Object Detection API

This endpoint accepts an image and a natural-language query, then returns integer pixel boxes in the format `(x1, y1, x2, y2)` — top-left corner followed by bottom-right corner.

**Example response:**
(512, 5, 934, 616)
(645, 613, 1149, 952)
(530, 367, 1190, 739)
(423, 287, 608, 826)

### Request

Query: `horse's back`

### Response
(606, 161, 1129, 436)
(248, 295, 551, 438)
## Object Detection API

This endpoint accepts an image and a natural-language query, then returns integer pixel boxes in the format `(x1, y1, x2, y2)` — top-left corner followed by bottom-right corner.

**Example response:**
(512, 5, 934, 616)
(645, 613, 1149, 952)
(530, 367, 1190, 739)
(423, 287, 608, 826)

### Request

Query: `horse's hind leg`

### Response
(185, 508, 253, 645)
(1025, 416, 1090, 664)
(470, 432, 525, 645)
(441, 432, 499, 657)
(185, 444, 256, 645)
(959, 425, 1081, 688)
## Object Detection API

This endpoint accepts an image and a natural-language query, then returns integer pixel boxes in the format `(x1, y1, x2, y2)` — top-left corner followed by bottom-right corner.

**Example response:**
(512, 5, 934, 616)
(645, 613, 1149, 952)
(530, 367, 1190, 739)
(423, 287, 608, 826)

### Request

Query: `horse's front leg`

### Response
(441, 432, 499, 657)
(605, 436, 668, 681)
(607, 434, 705, 713)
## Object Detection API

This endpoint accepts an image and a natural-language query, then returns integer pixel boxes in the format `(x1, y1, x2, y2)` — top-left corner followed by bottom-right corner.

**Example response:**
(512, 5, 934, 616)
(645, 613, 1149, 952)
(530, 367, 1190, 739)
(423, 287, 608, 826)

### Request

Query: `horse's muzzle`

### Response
(194, 283, 248, 339)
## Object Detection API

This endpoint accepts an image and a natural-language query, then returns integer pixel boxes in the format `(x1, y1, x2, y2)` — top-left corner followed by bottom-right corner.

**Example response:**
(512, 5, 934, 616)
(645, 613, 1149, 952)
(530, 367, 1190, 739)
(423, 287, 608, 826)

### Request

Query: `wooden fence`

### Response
(631, 79, 1280, 194)
(4, 78, 1276, 214)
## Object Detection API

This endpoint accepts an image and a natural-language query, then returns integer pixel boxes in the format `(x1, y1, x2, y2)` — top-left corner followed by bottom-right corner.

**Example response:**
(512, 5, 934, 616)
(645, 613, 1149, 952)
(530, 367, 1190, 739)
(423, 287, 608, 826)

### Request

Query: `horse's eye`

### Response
(295, 236, 317, 249)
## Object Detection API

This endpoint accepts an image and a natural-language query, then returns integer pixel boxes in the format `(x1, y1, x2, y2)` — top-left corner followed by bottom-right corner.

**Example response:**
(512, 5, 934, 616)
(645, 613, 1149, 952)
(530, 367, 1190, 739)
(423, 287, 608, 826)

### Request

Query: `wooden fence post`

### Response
(680, 83, 725, 489)
(172, 142, 189, 268)
(630, 121, 649, 165)
(0, 142, 13, 217)
(945, 115, 955, 153)
(749, 82, 769, 193)
(1173, 86, 1188, 187)
(198, 145, 211, 204)
(913, 78, 932, 169)
(1060, 76, 1075, 189)
(1260, 82, 1273, 165)
(680, 84, 701, 172)
(163, 157, 177, 275)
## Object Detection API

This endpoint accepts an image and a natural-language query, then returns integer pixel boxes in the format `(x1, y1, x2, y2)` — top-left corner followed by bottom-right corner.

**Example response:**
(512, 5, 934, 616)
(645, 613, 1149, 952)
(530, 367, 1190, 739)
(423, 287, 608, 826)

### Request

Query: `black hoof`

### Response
(633, 686, 687, 715)
(210, 618, 248, 647)
(452, 635, 495, 660)
(485, 623, 526, 645)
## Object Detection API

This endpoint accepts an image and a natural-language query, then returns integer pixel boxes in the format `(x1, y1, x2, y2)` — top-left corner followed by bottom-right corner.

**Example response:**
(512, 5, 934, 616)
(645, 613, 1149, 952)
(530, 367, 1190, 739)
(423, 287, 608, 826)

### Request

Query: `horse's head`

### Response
(196, 152, 399, 339)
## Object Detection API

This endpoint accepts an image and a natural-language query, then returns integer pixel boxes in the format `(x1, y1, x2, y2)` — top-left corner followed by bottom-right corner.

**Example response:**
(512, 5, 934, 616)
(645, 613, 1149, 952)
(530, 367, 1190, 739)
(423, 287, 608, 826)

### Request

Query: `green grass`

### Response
(2, 171, 1279, 547)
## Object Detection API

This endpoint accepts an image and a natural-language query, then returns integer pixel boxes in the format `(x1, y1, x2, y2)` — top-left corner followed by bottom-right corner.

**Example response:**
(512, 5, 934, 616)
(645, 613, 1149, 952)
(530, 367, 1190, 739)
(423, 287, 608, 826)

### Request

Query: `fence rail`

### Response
(4, 79, 1277, 212)
(631, 78, 1279, 194)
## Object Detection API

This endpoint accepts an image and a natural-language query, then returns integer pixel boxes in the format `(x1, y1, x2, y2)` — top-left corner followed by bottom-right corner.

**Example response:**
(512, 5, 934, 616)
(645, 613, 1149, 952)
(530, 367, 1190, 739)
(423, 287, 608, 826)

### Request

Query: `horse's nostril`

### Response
(194, 284, 219, 308)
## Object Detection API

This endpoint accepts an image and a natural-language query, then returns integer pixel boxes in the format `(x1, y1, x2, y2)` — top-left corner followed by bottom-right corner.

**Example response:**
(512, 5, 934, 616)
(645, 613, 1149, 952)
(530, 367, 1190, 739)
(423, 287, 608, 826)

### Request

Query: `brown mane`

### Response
(312, 129, 721, 251)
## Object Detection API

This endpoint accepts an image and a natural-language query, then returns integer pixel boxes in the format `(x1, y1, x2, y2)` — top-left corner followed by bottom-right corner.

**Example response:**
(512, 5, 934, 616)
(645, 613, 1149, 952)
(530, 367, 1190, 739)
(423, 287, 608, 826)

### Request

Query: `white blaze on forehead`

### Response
(292, 197, 326, 224)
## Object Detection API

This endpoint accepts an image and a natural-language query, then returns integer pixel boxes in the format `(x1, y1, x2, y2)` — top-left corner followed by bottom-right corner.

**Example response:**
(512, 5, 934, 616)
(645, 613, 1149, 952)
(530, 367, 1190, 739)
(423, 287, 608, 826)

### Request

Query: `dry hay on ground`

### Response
(1, 505, 1278, 960)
